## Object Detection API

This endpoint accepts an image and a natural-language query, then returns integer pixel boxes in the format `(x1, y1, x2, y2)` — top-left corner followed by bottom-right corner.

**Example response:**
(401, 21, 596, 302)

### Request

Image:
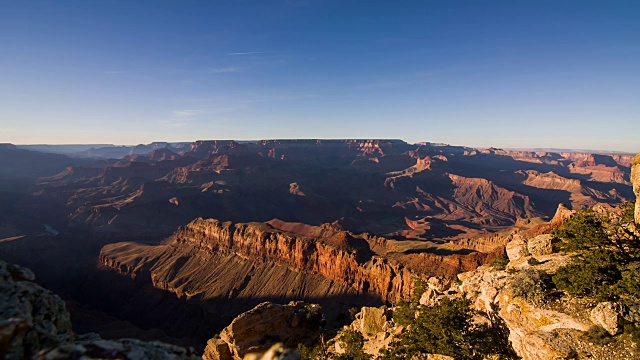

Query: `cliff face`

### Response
(100, 218, 417, 306)
(632, 153, 640, 224)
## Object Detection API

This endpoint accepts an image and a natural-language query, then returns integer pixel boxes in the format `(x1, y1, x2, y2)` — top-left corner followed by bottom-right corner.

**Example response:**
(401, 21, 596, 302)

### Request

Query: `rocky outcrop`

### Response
(527, 234, 556, 256)
(505, 234, 527, 262)
(632, 153, 640, 224)
(203, 302, 321, 360)
(101, 218, 417, 306)
(334, 306, 397, 357)
(242, 343, 300, 360)
(0, 260, 72, 359)
(421, 232, 638, 360)
(0, 260, 197, 360)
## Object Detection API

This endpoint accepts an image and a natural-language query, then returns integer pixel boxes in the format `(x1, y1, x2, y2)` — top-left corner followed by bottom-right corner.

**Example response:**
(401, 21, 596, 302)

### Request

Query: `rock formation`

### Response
(99, 216, 494, 321)
(203, 302, 321, 360)
(0, 260, 72, 359)
(0, 259, 198, 360)
(632, 153, 640, 224)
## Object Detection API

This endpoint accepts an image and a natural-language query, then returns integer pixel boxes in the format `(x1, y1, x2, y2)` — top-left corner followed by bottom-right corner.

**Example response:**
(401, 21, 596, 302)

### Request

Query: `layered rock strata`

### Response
(632, 153, 640, 224)
(100, 218, 416, 307)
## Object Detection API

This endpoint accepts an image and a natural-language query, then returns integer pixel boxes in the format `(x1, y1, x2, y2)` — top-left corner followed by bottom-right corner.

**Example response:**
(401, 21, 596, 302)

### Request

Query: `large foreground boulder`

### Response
(0, 260, 198, 360)
(203, 302, 322, 360)
(0, 261, 72, 359)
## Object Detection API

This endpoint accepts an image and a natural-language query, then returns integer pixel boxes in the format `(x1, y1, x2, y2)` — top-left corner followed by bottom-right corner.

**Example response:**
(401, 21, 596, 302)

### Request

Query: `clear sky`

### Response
(1, 1, 639, 152)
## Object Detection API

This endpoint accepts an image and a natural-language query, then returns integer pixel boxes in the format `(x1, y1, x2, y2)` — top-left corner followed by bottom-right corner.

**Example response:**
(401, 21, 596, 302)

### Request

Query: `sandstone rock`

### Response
(458, 266, 508, 314)
(204, 302, 322, 360)
(498, 292, 590, 359)
(632, 153, 640, 224)
(453, 255, 598, 360)
(517, 330, 577, 360)
(590, 302, 624, 336)
(505, 235, 527, 262)
(242, 343, 300, 360)
(204, 338, 233, 360)
(527, 234, 557, 256)
(354, 307, 387, 338)
(419, 287, 441, 307)
(550, 203, 576, 225)
(0, 260, 72, 359)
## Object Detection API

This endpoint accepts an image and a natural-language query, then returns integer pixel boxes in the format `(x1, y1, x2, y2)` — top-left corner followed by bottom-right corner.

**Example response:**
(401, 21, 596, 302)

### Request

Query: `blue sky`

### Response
(1, 1, 639, 152)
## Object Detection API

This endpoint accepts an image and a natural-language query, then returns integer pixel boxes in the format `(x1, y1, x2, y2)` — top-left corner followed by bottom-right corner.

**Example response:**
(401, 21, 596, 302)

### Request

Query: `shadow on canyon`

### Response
(0, 233, 382, 353)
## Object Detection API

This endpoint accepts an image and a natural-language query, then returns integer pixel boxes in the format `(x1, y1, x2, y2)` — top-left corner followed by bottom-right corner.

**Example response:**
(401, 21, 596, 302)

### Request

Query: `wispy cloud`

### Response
(209, 66, 239, 74)
(227, 51, 275, 56)
(172, 110, 203, 117)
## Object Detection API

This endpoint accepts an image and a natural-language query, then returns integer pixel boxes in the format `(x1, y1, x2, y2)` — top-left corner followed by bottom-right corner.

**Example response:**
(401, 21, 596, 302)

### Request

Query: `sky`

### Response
(1, 1, 639, 152)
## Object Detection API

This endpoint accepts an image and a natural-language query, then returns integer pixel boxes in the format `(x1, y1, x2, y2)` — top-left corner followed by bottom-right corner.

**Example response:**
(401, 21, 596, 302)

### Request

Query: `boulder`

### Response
(527, 234, 557, 256)
(203, 302, 322, 360)
(498, 292, 590, 359)
(0, 261, 72, 359)
(204, 338, 233, 360)
(0, 259, 197, 360)
(243, 343, 300, 360)
(354, 307, 387, 338)
(590, 302, 624, 336)
(505, 235, 528, 262)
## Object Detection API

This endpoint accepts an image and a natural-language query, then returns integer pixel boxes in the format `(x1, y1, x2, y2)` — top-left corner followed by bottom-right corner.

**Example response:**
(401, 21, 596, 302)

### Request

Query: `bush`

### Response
(393, 279, 427, 326)
(552, 250, 621, 299)
(349, 307, 360, 321)
(509, 268, 550, 305)
(298, 341, 328, 360)
(491, 253, 510, 270)
(335, 329, 371, 360)
(527, 257, 540, 266)
(551, 205, 640, 302)
(383, 297, 517, 360)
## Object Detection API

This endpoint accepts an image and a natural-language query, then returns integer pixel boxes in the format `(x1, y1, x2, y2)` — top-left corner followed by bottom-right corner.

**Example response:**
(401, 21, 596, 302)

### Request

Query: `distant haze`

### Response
(1, 1, 638, 152)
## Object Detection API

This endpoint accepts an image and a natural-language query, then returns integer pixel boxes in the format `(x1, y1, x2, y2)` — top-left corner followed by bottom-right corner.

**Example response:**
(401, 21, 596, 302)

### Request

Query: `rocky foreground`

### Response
(202, 212, 640, 360)
(0, 259, 199, 360)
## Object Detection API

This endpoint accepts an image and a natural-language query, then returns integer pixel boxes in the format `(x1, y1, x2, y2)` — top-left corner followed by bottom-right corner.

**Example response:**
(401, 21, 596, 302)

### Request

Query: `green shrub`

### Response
(491, 253, 509, 270)
(393, 279, 427, 326)
(298, 338, 329, 360)
(304, 304, 325, 329)
(527, 257, 540, 266)
(509, 268, 550, 305)
(551, 205, 639, 302)
(335, 329, 371, 360)
(552, 250, 621, 299)
(349, 307, 360, 321)
(383, 297, 517, 360)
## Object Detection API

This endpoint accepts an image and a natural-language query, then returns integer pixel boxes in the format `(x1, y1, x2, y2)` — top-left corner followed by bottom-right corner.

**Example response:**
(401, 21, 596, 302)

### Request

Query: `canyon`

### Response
(0, 139, 636, 353)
